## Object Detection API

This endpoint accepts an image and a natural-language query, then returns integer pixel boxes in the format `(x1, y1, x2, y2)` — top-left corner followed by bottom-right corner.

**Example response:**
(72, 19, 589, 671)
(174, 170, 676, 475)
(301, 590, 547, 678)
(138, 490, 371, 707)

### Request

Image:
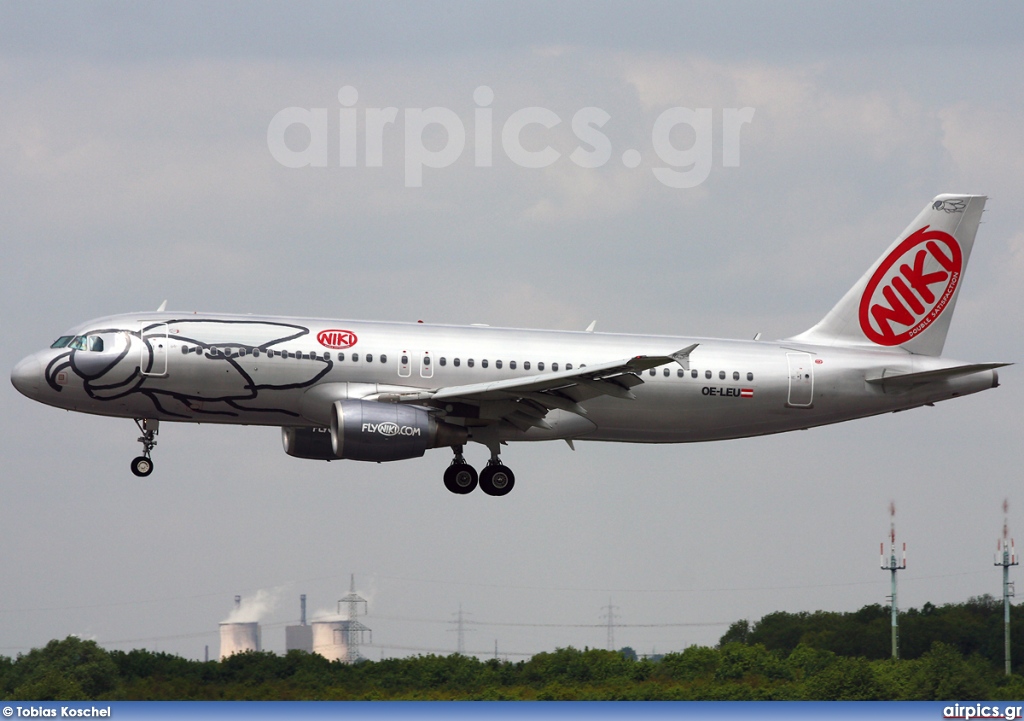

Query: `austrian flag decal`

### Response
(740, 388, 754, 398)
(858, 226, 962, 346)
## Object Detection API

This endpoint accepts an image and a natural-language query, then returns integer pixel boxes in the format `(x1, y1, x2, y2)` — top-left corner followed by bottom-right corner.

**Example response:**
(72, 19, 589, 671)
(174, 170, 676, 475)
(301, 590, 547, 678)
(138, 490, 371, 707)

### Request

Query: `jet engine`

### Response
(281, 426, 336, 460)
(282, 400, 467, 462)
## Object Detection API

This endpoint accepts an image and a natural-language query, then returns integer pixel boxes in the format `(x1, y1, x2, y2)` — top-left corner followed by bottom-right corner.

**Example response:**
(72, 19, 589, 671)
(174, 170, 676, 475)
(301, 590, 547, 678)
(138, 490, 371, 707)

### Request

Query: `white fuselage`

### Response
(13, 311, 998, 446)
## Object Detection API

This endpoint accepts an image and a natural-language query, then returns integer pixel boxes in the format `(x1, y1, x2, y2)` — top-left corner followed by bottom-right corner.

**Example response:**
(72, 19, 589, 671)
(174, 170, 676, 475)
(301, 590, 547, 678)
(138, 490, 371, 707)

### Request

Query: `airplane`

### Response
(10, 194, 1009, 496)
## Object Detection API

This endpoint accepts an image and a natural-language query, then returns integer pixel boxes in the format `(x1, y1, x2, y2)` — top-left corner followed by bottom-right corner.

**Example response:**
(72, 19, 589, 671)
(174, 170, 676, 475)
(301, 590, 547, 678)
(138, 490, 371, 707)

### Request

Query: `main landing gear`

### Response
(443, 446, 515, 496)
(131, 418, 158, 477)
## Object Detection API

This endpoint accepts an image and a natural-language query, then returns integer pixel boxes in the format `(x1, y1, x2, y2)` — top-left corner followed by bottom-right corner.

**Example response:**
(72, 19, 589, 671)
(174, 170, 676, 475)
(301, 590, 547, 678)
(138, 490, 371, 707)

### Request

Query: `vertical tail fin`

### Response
(790, 194, 986, 356)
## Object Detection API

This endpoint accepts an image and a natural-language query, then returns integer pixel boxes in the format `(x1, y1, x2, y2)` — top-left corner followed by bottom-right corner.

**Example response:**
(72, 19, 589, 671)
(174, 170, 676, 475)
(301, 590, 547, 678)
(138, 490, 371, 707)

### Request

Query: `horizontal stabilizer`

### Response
(866, 362, 1010, 386)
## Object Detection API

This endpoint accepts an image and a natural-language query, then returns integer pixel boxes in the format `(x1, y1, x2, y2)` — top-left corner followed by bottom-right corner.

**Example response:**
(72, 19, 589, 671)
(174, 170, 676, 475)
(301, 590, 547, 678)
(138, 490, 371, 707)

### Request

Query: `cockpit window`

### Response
(56, 334, 110, 351)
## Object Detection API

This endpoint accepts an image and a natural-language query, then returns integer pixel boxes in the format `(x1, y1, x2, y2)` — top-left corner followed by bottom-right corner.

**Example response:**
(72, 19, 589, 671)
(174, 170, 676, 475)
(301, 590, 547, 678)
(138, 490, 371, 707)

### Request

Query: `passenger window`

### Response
(692, 370, 698, 378)
(422, 356, 428, 365)
(181, 345, 189, 355)
(352, 353, 359, 362)
(747, 372, 754, 381)
(649, 369, 656, 376)
(253, 349, 260, 357)
(510, 360, 517, 370)
(366, 354, 373, 363)
(402, 355, 409, 364)
(705, 370, 712, 379)
(496, 360, 502, 369)
(719, 371, 726, 380)
(468, 359, 475, 367)
(566, 363, 572, 370)
(454, 358, 461, 367)
(482, 359, 488, 368)
(338, 352, 345, 361)
(524, 361, 531, 370)
(381, 354, 387, 363)
(664, 368, 670, 377)
(677, 369, 684, 377)
(552, 362, 559, 372)
(538, 362, 545, 371)
(439, 357, 447, 366)
(733, 371, 739, 381)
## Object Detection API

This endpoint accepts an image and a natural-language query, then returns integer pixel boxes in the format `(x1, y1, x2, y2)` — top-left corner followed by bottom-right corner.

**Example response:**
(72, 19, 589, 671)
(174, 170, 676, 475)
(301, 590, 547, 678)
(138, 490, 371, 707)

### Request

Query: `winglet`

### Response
(669, 344, 699, 371)
(585, 321, 597, 332)
(156, 300, 168, 312)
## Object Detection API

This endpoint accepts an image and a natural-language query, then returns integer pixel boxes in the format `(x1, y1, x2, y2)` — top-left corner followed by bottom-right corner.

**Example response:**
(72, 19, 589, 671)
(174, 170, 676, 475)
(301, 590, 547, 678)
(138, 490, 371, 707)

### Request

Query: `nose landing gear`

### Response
(131, 418, 158, 477)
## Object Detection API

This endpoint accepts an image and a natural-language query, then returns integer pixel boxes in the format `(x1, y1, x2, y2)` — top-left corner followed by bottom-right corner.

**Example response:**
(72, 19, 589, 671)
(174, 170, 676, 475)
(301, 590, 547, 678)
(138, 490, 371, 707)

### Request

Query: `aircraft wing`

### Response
(370, 344, 698, 431)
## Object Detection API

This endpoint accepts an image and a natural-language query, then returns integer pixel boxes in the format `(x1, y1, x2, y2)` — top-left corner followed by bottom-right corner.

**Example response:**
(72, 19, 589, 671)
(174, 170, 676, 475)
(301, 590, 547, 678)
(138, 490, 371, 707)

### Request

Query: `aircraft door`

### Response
(420, 351, 433, 378)
(786, 352, 813, 407)
(141, 323, 169, 377)
(398, 351, 411, 378)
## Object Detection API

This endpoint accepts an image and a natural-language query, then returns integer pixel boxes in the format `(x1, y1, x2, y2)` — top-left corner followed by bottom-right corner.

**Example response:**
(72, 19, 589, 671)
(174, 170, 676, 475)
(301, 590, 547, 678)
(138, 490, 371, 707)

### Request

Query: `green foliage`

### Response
(804, 656, 880, 700)
(1, 603, 1021, 702)
(719, 619, 750, 646)
(785, 643, 837, 681)
(715, 643, 790, 682)
(3, 637, 118, 700)
(725, 598, 1023, 672)
(657, 645, 720, 681)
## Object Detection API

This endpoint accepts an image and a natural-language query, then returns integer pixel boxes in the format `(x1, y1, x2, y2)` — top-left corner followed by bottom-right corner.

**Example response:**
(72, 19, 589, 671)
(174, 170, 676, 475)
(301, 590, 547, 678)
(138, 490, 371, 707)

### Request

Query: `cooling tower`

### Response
(311, 620, 349, 662)
(219, 621, 261, 660)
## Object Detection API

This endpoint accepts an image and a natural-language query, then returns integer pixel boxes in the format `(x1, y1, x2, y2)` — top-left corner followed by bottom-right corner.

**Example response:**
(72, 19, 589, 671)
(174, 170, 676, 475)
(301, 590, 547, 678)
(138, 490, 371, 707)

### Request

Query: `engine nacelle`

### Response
(330, 400, 467, 462)
(284, 401, 468, 462)
(281, 426, 337, 460)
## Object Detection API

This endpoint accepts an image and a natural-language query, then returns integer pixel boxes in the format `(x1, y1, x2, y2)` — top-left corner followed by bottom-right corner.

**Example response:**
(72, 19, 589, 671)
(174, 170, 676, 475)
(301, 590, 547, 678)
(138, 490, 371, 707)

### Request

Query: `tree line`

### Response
(1, 597, 1021, 701)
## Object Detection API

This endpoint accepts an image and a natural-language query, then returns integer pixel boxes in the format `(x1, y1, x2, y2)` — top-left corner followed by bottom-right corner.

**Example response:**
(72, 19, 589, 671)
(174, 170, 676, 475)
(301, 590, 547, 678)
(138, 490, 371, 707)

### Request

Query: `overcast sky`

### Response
(2, 1, 1023, 661)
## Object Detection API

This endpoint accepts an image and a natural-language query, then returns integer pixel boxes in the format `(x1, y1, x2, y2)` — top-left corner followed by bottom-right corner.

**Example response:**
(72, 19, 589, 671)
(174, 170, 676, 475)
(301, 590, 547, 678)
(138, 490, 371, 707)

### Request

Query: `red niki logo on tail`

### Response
(858, 226, 962, 346)
(317, 329, 358, 349)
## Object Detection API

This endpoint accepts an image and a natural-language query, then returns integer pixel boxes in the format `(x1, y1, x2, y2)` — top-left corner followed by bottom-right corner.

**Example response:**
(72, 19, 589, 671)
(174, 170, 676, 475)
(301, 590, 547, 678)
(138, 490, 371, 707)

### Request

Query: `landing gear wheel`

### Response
(132, 418, 159, 478)
(479, 464, 515, 496)
(444, 463, 478, 494)
(131, 456, 154, 477)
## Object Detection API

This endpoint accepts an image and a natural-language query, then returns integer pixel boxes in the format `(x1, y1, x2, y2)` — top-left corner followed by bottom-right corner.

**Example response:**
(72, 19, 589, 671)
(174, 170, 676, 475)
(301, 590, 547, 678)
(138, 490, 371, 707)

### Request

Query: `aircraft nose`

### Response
(11, 354, 43, 398)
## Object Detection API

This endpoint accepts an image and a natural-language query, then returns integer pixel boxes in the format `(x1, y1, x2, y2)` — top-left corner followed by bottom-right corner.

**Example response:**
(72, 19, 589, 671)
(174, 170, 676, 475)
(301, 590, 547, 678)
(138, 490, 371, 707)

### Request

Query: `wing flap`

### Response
(372, 345, 699, 428)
